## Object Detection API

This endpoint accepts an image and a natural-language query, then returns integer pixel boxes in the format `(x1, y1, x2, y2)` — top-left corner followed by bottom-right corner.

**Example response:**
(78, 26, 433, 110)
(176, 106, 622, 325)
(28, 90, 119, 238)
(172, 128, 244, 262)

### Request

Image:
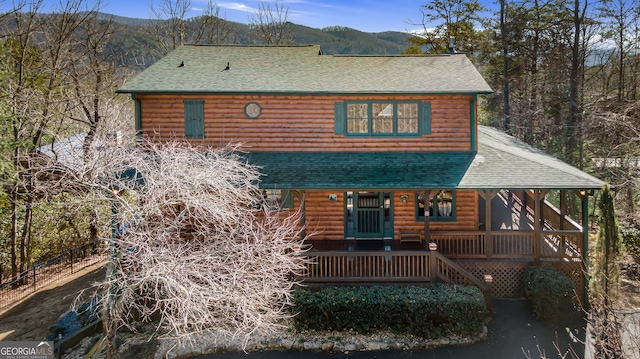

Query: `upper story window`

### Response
(184, 99, 204, 139)
(334, 101, 431, 136)
(416, 190, 456, 222)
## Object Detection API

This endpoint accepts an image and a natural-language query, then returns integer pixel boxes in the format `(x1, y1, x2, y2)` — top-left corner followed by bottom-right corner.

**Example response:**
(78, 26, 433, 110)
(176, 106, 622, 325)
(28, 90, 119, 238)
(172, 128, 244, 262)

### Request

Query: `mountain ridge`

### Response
(89, 11, 411, 69)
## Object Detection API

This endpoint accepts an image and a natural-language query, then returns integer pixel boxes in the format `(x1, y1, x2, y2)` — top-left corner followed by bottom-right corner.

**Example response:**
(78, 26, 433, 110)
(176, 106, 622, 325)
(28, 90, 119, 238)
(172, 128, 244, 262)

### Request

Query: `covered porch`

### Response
(243, 126, 604, 297)
(301, 188, 588, 299)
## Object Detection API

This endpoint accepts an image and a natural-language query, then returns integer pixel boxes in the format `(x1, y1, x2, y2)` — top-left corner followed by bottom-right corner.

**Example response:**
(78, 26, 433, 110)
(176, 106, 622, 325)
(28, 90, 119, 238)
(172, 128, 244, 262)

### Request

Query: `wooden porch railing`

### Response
(510, 189, 582, 232)
(430, 230, 582, 260)
(429, 231, 486, 258)
(302, 249, 492, 310)
(432, 251, 492, 311)
(304, 250, 431, 283)
(540, 230, 583, 259)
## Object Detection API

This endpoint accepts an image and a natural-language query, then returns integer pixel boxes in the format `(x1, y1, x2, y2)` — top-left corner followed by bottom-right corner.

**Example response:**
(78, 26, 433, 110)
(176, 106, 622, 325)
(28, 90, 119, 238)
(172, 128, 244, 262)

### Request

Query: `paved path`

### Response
(192, 299, 586, 359)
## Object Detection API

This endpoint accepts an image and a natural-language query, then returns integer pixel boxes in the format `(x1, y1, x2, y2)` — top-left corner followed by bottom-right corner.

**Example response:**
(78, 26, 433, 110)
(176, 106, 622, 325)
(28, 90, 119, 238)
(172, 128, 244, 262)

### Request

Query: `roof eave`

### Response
(116, 89, 495, 95)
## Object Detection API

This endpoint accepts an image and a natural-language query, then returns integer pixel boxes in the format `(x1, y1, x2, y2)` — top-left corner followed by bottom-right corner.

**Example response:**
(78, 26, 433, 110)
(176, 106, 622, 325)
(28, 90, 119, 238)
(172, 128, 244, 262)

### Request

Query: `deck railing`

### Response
(302, 248, 492, 310)
(414, 230, 582, 260)
(509, 189, 582, 232)
(429, 231, 486, 258)
(540, 230, 583, 259)
(304, 250, 431, 283)
(491, 232, 535, 258)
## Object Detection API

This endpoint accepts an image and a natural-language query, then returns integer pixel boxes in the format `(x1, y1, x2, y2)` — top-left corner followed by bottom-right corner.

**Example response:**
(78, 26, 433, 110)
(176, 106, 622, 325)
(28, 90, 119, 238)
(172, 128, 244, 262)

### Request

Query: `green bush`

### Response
(290, 285, 487, 338)
(620, 221, 640, 263)
(522, 266, 574, 319)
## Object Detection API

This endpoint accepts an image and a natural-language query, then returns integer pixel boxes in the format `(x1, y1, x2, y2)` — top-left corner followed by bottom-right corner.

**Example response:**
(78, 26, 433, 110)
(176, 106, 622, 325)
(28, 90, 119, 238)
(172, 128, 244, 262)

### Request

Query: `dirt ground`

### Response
(0, 262, 105, 341)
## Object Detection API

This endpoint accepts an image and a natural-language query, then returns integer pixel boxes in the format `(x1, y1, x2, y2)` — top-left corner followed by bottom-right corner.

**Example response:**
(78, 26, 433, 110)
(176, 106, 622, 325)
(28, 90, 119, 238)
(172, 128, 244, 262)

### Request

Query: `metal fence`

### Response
(0, 243, 106, 311)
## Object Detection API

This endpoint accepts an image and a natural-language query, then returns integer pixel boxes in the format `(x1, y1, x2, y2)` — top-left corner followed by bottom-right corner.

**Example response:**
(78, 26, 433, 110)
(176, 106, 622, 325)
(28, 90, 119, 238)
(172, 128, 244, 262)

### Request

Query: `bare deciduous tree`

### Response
(85, 141, 307, 358)
(193, 0, 235, 45)
(0, 0, 98, 280)
(150, 0, 234, 55)
(150, 0, 192, 54)
(248, 1, 293, 45)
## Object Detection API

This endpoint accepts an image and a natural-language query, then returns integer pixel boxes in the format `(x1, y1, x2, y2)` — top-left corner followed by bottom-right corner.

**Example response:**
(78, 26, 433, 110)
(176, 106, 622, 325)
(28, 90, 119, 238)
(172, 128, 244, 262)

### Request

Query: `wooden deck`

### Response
(299, 189, 586, 302)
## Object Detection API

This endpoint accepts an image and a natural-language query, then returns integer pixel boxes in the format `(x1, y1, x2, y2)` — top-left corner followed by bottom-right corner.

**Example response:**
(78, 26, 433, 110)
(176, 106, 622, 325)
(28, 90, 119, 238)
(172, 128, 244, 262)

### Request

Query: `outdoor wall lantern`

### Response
(400, 194, 409, 203)
(329, 194, 338, 201)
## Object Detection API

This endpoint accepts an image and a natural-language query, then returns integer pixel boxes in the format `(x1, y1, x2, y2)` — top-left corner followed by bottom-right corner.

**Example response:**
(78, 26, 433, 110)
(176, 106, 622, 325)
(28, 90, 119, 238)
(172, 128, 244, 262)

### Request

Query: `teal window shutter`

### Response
(281, 189, 294, 209)
(419, 102, 432, 135)
(334, 102, 345, 135)
(184, 99, 204, 139)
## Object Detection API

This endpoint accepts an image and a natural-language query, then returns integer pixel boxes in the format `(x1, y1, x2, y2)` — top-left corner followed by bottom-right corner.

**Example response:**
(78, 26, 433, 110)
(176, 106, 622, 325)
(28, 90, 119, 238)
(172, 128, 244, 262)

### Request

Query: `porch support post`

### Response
(480, 190, 499, 260)
(423, 190, 431, 250)
(532, 190, 549, 264)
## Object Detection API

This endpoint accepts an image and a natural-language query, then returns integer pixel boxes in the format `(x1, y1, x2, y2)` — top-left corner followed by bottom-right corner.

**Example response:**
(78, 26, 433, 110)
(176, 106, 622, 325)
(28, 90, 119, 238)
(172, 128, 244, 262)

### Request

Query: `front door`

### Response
(345, 192, 393, 239)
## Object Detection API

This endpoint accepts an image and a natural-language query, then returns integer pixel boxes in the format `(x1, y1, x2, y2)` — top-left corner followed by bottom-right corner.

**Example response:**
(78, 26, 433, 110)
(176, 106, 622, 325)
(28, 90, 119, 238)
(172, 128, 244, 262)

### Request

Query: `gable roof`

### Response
(116, 45, 493, 95)
(242, 126, 605, 191)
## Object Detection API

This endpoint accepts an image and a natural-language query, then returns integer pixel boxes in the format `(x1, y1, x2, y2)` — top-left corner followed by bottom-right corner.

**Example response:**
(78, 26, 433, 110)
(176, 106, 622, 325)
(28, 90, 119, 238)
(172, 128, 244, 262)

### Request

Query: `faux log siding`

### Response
(296, 190, 478, 241)
(137, 94, 473, 152)
(303, 191, 345, 241)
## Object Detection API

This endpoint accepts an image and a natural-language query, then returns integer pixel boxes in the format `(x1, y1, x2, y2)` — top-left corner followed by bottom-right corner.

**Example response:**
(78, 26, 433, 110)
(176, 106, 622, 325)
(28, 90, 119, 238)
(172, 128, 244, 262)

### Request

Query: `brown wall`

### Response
(295, 190, 478, 241)
(137, 93, 473, 152)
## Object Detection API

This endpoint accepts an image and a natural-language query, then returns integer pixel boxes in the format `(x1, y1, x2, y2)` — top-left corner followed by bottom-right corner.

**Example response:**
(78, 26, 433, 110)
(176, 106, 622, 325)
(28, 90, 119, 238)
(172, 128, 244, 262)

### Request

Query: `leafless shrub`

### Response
(86, 141, 307, 355)
(589, 291, 624, 359)
(522, 334, 581, 359)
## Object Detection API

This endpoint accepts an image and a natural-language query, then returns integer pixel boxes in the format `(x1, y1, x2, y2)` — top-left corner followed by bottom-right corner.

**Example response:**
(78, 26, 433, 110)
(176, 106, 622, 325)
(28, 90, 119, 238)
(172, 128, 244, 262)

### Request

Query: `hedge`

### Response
(522, 266, 574, 319)
(290, 285, 487, 338)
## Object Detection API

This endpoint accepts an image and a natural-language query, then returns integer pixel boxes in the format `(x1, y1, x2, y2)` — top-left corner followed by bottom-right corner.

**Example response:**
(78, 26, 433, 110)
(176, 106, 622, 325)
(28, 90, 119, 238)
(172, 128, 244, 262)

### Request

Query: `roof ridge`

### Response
(182, 44, 319, 48)
(332, 54, 452, 58)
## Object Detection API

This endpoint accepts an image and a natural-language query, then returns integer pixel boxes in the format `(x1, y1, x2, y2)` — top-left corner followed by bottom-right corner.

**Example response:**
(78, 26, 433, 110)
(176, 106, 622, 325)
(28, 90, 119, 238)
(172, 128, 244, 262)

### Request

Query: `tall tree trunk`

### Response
(18, 194, 33, 286)
(501, 0, 511, 134)
(567, 0, 584, 167)
(10, 194, 19, 280)
(618, 27, 624, 101)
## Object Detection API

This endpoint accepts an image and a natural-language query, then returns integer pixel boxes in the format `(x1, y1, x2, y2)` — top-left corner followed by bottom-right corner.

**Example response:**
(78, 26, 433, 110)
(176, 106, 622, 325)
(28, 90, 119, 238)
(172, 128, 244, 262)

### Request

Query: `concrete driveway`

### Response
(192, 299, 586, 359)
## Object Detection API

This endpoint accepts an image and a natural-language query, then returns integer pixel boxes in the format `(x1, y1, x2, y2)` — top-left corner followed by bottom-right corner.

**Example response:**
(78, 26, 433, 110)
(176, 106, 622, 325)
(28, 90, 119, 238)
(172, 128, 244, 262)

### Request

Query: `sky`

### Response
(92, 0, 497, 33)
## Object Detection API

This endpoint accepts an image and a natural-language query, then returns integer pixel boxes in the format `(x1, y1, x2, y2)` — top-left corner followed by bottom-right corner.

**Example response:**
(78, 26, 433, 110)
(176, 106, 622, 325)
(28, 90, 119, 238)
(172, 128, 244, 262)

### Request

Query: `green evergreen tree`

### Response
(591, 183, 623, 359)
(405, 0, 485, 57)
(595, 182, 621, 299)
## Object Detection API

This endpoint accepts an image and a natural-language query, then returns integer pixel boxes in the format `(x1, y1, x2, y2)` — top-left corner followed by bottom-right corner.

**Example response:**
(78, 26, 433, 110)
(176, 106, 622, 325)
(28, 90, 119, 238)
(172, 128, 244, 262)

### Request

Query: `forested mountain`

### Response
(96, 13, 409, 70)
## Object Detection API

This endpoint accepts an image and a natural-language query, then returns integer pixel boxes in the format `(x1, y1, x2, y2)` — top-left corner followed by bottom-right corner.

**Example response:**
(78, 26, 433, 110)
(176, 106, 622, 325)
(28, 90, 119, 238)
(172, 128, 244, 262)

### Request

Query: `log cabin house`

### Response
(116, 44, 605, 301)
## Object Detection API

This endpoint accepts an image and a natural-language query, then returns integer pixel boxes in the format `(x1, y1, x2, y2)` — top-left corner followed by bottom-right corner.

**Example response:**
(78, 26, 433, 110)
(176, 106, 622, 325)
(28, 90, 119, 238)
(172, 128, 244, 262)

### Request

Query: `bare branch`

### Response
(83, 141, 308, 354)
(248, 1, 293, 45)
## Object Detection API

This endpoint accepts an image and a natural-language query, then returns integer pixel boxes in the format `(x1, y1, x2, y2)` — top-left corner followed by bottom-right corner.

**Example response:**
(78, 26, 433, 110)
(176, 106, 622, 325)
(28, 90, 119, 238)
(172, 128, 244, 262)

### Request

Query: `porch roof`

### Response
(460, 126, 605, 190)
(242, 126, 605, 191)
